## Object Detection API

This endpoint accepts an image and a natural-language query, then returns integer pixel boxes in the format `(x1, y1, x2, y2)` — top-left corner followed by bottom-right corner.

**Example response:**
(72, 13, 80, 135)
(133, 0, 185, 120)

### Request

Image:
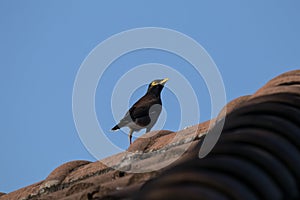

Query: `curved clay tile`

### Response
(62, 161, 109, 184)
(128, 120, 211, 153)
(217, 95, 251, 120)
(0, 182, 43, 200)
(43, 160, 91, 187)
(252, 85, 300, 98)
(269, 69, 300, 79)
(127, 130, 174, 152)
(255, 70, 300, 95)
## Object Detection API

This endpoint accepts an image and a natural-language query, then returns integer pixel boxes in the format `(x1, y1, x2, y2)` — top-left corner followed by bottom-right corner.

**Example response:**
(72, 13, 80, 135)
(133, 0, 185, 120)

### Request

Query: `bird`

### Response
(111, 78, 169, 145)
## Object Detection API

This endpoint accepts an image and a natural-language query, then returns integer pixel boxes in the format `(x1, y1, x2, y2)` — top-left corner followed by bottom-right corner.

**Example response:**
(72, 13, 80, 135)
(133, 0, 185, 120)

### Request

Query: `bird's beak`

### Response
(160, 78, 169, 85)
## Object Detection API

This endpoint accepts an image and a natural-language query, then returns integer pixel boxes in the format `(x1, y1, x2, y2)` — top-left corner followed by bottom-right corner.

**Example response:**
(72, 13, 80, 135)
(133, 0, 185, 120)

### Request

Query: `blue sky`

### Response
(1, 0, 300, 193)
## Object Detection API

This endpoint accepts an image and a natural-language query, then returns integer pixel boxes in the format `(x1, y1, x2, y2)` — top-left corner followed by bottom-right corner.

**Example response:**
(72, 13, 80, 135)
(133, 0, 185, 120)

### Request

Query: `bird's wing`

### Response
(116, 105, 150, 128)
(130, 95, 161, 118)
(117, 95, 161, 127)
(118, 111, 133, 125)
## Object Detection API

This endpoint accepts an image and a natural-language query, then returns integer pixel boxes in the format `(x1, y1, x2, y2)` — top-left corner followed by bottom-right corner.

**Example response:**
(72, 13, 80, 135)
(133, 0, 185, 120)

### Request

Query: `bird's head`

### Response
(147, 78, 169, 96)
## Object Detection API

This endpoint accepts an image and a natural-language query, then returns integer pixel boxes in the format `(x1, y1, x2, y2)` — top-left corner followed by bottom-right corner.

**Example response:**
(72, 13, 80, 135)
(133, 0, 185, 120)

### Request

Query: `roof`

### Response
(1, 70, 300, 200)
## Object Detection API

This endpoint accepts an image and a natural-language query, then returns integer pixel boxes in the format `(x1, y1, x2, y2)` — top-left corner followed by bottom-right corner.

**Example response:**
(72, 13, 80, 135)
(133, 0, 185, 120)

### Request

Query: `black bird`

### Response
(111, 78, 169, 145)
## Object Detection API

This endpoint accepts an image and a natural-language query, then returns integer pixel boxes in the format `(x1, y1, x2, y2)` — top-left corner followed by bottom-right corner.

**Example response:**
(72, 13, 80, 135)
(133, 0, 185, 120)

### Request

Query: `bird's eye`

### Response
(151, 82, 158, 86)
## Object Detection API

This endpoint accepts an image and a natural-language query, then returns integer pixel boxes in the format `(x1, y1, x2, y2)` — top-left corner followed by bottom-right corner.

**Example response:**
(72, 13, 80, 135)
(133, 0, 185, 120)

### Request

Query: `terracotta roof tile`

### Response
(254, 69, 300, 96)
(0, 181, 43, 200)
(252, 85, 300, 98)
(127, 130, 174, 152)
(45, 160, 91, 185)
(217, 95, 251, 119)
(62, 161, 109, 184)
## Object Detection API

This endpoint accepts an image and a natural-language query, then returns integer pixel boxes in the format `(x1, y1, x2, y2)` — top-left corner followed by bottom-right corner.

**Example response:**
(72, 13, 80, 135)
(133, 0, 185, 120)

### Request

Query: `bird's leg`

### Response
(146, 127, 151, 133)
(129, 129, 134, 145)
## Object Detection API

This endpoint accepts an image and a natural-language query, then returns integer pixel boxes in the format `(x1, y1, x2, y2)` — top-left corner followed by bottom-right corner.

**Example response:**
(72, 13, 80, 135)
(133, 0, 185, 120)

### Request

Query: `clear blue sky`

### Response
(1, 0, 299, 193)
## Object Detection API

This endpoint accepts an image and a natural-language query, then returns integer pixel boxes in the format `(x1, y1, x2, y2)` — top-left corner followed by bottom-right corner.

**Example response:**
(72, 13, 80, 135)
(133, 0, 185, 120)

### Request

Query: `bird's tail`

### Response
(111, 124, 120, 131)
